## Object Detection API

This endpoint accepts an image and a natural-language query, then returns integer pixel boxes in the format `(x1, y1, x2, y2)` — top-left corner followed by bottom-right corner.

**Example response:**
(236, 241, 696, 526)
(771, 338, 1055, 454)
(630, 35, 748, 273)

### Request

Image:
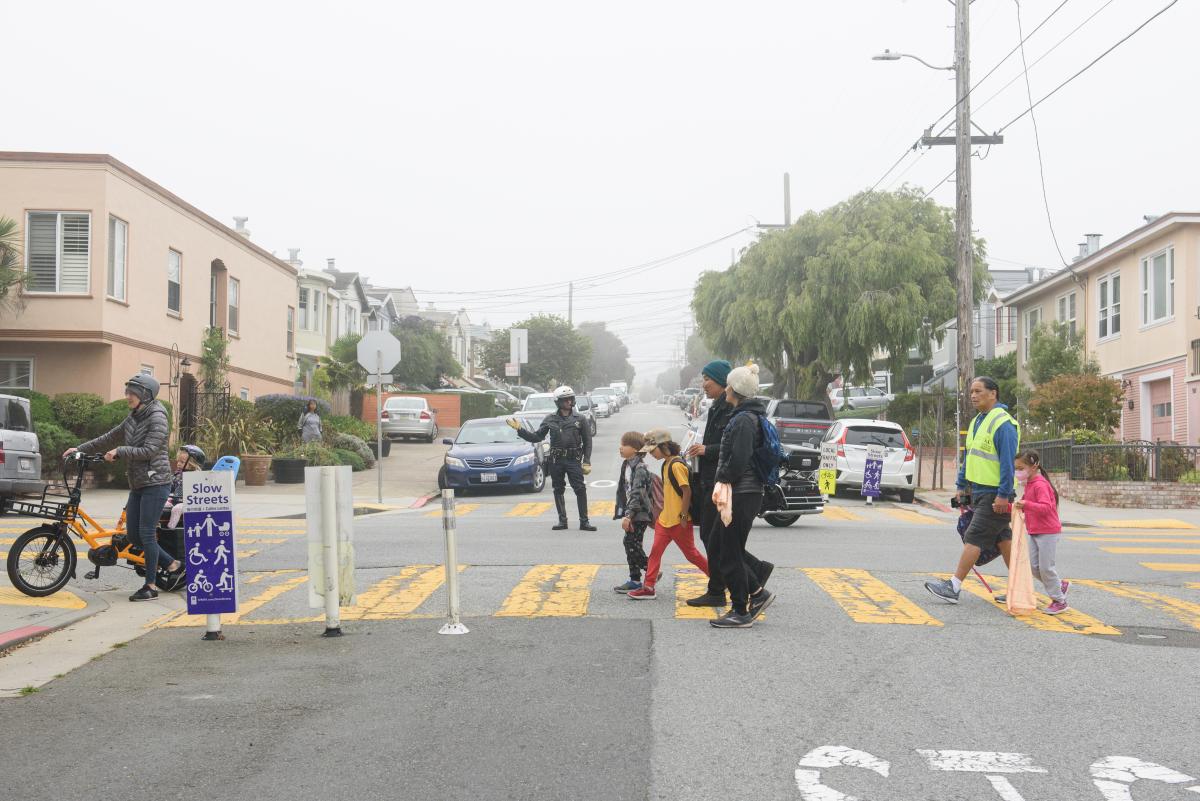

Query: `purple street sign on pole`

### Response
(861, 445, 885, 499)
(183, 470, 239, 615)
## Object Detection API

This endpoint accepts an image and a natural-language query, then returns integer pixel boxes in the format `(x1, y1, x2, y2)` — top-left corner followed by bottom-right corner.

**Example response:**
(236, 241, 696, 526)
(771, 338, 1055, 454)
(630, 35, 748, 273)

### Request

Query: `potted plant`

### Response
(272, 447, 308, 484)
(197, 410, 276, 486)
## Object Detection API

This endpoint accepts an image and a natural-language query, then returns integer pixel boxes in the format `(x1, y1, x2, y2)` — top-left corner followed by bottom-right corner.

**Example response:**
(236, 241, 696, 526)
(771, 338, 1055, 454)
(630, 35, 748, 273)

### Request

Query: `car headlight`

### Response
(513, 452, 535, 466)
(445, 456, 466, 468)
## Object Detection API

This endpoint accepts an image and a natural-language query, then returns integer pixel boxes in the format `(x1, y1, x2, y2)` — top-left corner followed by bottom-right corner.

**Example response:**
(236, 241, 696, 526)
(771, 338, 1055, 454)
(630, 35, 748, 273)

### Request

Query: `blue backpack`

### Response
(734, 410, 787, 485)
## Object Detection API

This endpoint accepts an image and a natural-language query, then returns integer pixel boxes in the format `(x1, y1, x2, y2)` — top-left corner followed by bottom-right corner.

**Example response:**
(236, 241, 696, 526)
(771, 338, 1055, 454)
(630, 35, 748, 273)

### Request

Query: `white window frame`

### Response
(107, 216, 128, 301)
(25, 211, 91, 294)
(228, 277, 240, 335)
(1140, 246, 1175, 327)
(167, 249, 182, 315)
(298, 287, 309, 330)
(139, 364, 154, 377)
(286, 306, 295, 356)
(240, 387, 250, 401)
(210, 272, 217, 328)
(0, 357, 34, 390)
(1056, 291, 1077, 340)
(1023, 307, 1041, 365)
(312, 290, 321, 332)
(1097, 270, 1121, 341)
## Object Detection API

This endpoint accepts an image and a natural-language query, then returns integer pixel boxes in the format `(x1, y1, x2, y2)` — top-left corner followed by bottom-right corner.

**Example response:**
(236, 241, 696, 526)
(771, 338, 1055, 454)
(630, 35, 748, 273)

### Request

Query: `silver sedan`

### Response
(381, 396, 439, 442)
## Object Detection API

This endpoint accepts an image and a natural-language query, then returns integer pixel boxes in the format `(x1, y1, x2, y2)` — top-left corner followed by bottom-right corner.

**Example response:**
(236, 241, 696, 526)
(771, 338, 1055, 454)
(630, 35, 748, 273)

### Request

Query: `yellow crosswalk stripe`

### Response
(880, 508, 941, 525)
(948, 574, 1120, 635)
(1074, 580, 1200, 631)
(822, 506, 865, 522)
(1071, 536, 1200, 543)
(1102, 547, 1200, 555)
(164, 573, 310, 627)
(805, 568, 942, 626)
(0, 586, 86, 610)
(238, 528, 304, 536)
(589, 501, 615, 518)
(344, 565, 462, 620)
(674, 566, 721, 619)
(506, 502, 552, 517)
(496, 564, 599, 617)
(425, 503, 479, 518)
(1141, 563, 1200, 572)
(239, 538, 287, 545)
(1098, 518, 1196, 529)
(1188, 583, 1200, 590)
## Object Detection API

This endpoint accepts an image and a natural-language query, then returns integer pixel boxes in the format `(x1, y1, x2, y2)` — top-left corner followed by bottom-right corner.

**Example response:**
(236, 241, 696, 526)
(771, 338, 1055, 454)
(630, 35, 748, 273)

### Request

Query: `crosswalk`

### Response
(1071, 521, 1200, 574)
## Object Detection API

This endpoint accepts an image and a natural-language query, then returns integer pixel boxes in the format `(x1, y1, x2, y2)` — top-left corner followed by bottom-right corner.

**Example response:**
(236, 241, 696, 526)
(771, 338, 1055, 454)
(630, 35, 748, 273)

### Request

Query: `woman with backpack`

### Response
(708, 363, 776, 628)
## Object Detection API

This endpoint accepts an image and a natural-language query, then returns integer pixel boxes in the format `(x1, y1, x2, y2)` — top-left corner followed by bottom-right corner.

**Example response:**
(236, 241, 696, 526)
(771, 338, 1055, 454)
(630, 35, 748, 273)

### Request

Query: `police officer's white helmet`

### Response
(552, 385, 575, 400)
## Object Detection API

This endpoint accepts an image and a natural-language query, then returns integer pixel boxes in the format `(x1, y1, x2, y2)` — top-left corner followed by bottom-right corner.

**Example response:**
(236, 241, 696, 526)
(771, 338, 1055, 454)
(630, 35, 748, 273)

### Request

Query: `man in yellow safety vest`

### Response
(925, 376, 1019, 604)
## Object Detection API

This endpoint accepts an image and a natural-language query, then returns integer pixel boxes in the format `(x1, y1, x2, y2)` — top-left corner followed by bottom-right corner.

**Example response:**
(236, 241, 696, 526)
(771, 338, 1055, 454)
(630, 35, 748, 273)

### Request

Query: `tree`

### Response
(314, 334, 367, 393)
(656, 369, 679, 394)
(692, 188, 987, 400)
(200, 327, 230, 391)
(576, 321, 634, 390)
(391, 316, 462, 388)
(480, 315, 591, 389)
(1027, 374, 1123, 432)
(0, 217, 26, 315)
(974, 351, 1028, 417)
(1027, 322, 1096, 385)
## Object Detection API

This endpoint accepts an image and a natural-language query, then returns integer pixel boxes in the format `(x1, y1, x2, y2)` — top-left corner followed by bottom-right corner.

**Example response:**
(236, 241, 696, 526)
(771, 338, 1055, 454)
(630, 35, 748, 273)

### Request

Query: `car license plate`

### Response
(481, 473, 498, 483)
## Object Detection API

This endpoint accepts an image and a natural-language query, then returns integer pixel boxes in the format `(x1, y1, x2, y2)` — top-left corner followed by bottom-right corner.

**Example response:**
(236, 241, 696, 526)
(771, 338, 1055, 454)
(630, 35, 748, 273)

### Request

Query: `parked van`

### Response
(0, 395, 44, 497)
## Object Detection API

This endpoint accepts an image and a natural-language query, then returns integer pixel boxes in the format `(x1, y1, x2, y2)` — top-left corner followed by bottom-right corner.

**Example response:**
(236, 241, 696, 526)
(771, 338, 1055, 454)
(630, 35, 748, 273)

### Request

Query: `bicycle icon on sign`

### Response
(188, 569, 213, 594)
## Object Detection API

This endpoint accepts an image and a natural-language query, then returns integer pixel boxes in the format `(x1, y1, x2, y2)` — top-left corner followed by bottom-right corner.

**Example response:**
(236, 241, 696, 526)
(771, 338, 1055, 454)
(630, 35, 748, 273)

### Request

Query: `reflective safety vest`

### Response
(964, 406, 1020, 488)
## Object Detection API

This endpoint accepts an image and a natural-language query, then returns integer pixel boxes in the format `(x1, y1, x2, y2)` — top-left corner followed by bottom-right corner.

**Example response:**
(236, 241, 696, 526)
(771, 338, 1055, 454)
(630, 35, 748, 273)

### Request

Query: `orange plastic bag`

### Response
(1006, 510, 1037, 616)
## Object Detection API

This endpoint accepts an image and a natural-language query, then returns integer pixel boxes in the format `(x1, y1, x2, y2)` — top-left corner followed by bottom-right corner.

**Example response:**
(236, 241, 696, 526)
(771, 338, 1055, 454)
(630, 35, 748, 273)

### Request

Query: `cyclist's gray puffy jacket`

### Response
(78, 400, 172, 489)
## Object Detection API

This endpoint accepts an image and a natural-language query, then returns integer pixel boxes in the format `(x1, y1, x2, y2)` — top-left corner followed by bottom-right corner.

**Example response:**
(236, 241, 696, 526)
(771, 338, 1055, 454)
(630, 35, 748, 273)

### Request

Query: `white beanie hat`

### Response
(727, 363, 760, 398)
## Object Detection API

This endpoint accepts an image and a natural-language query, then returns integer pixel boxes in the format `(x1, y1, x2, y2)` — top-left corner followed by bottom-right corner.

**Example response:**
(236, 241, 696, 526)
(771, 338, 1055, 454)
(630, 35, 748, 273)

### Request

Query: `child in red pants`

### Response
(628, 428, 708, 599)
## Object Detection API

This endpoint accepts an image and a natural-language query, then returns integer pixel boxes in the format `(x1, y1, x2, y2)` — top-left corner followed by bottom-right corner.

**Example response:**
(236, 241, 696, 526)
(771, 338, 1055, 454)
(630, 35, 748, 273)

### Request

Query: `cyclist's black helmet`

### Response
(124, 374, 160, 402)
(180, 444, 207, 468)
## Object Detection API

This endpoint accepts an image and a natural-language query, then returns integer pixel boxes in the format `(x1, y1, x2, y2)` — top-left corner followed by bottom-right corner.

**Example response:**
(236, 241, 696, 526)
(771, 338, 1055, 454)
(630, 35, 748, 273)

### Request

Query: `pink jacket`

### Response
(1020, 473, 1061, 535)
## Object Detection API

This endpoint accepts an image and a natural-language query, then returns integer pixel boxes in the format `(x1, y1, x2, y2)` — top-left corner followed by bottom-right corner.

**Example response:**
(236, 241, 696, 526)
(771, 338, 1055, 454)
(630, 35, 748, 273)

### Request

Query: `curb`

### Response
(0, 597, 108, 653)
(409, 491, 440, 509)
(914, 494, 954, 514)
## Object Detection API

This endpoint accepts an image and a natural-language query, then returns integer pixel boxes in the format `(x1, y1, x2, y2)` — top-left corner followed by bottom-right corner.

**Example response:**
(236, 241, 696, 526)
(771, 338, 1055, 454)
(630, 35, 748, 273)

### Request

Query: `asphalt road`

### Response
(2, 402, 1199, 800)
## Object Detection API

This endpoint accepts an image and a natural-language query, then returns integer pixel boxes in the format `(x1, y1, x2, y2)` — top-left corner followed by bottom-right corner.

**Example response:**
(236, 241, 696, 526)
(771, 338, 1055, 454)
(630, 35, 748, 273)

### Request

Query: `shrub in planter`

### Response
(332, 447, 367, 472)
(278, 442, 341, 467)
(51, 393, 105, 437)
(327, 414, 374, 442)
(331, 432, 375, 469)
(12, 390, 54, 425)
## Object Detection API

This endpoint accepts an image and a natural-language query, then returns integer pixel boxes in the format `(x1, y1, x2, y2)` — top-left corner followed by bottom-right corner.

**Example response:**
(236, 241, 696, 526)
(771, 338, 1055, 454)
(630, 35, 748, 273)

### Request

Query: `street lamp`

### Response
(871, 49, 954, 72)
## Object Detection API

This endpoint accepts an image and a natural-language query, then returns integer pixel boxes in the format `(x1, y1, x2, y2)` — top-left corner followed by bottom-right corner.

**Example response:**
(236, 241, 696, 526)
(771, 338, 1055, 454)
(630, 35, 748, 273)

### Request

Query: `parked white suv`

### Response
(821, 418, 916, 503)
(0, 395, 44, 497)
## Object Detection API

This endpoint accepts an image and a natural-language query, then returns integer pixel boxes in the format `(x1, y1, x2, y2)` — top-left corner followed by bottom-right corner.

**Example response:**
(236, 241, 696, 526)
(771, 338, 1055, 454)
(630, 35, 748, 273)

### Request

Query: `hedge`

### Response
(331, 432, 375, 469)
(327, 414, 374, 441)
(51, 393, 106, 437)
(11, 390, 53, 425)
(255, 394, 333, 441)
(279, 441, 341, 467)
(458, 392, 499, 424)
(34, 421, 74, 477)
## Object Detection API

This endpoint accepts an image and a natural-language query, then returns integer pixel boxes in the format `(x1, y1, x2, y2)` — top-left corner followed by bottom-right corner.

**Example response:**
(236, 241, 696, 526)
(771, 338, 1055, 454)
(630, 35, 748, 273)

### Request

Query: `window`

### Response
(1023, 308, 1041, 364)
(139, 364, 154, 377)
(167, 250, 182, 314)
(1098, 272, 1121, 340)
(298, 288, 309, 330)
(312, 290, 321, 332)
(1056, 291, 1077, 340)
(1153, 402, 1173, 419)
(210, 272, 217, 327)
(0, 358, 33, 390)
(1191, 340, 1200, 376)
(286, 306, 295, 355)
(107, 216, 127, 300)
(1008, 308, 1017, 343)
(2, 397, 32, 431)
(1141, 247, 1174, 325)
(228, 277, 240, 334)
(240, 387, 250, 401)
(26, 212, 90, 293)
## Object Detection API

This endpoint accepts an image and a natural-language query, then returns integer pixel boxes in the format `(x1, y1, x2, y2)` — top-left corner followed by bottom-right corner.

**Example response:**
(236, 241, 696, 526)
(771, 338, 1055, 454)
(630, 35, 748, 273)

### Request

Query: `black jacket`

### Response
(715, 397, 767, 495)
(614, 454, 653, 524)
(517, 410, 593, 462)
(698, 394, 733, 487)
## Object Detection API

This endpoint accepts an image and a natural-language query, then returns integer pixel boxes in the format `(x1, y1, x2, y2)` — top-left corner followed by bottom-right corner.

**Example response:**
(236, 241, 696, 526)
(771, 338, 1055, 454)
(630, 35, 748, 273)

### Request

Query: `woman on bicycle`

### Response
(65, 374, 181, 601)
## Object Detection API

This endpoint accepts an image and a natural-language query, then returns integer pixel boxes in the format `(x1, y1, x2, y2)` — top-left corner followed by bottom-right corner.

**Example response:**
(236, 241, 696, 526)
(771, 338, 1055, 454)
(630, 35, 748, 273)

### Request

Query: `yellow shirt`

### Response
(659, 459, 691, 527)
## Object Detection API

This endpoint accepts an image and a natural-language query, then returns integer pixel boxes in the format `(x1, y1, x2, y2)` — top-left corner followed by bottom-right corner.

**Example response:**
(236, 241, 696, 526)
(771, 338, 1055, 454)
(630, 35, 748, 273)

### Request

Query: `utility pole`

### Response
(568, 282, 573, 326)
(783, 172, 792, 226)
(954, 0, 974, 455)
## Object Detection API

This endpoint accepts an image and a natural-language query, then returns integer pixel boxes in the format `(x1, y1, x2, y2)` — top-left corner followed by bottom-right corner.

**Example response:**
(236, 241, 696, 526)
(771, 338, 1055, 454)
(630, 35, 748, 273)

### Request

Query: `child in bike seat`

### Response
(164, 444, 207, 529)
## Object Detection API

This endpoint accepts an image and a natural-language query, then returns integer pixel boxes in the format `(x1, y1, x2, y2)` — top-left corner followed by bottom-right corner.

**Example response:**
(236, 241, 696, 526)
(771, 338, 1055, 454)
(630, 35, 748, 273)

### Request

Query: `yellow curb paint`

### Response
(0, 586, 86, 610)
(1101, 547, 1200, 555)
(588, 501, 615, 519)
(1070, 537, 1200, 544)
(674, 565, 721, 620)
(880, 509, 942, 525)
(822, 506, 865, 522)
(496, 564, 599, 617)
(1074, 580, 1200, 631)
(238, 538, 287, 545)
(943, 574, 1120, 635)
(164, 574, 310, 627)
(425, 503, 479, 518)
(1140, 563, 1200, 572)
(806, 568, 942, 626)
(343, 565, 464, 620)
(506, 502, 552, 517)
(1097, 519, 1196, 529)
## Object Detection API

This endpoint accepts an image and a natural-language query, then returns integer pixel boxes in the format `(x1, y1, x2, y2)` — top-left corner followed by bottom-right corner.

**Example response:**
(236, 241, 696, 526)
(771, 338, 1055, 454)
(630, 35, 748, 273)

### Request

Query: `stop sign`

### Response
(356, 331, 402, 374)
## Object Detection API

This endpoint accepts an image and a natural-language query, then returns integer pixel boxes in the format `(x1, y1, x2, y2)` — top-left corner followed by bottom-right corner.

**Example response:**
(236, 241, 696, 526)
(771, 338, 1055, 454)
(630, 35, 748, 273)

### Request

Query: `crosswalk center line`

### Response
(945, 574, 1120, 635)
(507, 502, 552, 517)
(1074, 580, 1200, 631)
(496, 564, 599, 617)
(674, 565, 721, 620)
(880, 508, 941, 525)
(1140, 562, 1200, 572)
(425, 503, 480, 518)
(1097, 518, 1196, 529)
(822, 506, 865, 522)
(164, 573, 310, 627)
(805, 568, 943, 626)
(1101, 547, 1200, 555)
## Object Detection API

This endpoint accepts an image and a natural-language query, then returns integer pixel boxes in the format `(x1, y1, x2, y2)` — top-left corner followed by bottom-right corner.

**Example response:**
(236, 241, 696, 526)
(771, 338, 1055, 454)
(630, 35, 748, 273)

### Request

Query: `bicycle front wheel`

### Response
(6, 526, 77, 597)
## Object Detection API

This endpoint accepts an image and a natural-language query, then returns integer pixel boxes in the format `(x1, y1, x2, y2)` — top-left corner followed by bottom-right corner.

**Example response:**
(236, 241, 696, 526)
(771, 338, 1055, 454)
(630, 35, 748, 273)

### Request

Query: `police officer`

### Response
(508, 385, 595, 531)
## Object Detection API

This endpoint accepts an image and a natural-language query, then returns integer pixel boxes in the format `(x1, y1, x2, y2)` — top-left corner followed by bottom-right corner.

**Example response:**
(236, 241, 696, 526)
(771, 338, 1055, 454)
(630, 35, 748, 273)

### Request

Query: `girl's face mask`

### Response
(1015, 467, 1031, 483)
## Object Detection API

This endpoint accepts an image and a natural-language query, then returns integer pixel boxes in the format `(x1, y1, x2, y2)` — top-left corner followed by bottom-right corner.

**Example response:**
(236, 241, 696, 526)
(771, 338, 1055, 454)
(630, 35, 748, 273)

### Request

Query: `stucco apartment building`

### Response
(1001, 213, 1200, 444)
(0, 152, 298, 401)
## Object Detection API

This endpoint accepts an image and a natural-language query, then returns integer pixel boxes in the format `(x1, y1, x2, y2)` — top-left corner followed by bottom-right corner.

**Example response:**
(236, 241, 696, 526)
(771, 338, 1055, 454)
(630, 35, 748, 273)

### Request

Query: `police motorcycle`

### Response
(757, 446, 825, 527)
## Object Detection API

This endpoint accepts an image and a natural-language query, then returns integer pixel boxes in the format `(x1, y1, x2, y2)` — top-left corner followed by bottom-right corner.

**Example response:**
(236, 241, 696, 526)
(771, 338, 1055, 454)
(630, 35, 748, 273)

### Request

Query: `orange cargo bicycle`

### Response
(3, 453, 184, 597)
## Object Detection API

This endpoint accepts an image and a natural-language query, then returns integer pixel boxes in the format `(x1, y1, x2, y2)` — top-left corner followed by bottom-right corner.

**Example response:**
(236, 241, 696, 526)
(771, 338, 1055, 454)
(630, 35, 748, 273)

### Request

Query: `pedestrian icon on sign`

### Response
(213, 541, 230, 566)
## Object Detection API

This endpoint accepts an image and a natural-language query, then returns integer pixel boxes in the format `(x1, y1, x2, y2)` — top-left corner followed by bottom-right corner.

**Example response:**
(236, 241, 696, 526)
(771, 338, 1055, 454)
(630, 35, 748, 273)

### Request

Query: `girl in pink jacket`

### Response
(1013, 450, 1069, 614)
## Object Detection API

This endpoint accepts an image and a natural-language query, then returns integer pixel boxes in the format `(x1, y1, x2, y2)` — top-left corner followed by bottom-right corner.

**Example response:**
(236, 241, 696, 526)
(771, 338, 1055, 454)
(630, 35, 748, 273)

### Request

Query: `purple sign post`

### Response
(183, 470, 238, 639)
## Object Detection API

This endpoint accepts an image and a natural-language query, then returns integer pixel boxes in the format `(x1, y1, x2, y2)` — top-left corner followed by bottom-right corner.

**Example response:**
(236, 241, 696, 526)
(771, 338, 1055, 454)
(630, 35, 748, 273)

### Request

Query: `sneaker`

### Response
(1046, 600, 1069, 615)
(614, 580, 642, 593)
(924, 578, 960, 604)
(579, 522, 598, 532)
(749, 589, 776, 621)
(129, 586, 158, 602)
(1061, 580, 1070, 597)
(685, 592, 727, 607)
(709, 610, 753, 628)
(758, 561, 775, 588)
(627, 586, 657, 600)
(993, 594, 1007, 604)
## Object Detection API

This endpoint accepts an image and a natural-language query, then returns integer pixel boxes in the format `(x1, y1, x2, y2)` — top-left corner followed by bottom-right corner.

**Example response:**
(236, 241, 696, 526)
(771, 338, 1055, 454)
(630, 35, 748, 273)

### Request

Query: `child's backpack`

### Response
(734, 410, 787, 485)
(649, 474, 665, 520)
(664, 456, 703, 521)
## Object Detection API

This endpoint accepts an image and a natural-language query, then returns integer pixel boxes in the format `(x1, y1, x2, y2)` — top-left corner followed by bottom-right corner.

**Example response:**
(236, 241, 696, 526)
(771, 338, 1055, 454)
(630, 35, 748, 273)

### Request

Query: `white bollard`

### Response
(321, 468, 342, 637)
(438, 488, 469, 635)
(203, 614, 223, 641)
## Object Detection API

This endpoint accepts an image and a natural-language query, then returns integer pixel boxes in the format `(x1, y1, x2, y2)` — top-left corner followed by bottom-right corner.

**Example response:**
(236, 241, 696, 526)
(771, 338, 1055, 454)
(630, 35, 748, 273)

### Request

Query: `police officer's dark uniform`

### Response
(511, 386, 595, 531)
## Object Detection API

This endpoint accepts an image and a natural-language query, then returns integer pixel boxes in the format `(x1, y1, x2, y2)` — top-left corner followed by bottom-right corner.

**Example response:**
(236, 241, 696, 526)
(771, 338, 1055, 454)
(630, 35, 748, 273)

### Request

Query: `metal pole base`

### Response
(322, 627, 343, 638)
(438, 621, 470, 635)
(865, 496, 874, 506)
(201, 631, 225, 641)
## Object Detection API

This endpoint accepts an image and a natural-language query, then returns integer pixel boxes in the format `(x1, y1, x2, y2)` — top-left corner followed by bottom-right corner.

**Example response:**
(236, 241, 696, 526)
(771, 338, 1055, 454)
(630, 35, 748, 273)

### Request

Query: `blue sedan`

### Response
(437, 416, 547, 494)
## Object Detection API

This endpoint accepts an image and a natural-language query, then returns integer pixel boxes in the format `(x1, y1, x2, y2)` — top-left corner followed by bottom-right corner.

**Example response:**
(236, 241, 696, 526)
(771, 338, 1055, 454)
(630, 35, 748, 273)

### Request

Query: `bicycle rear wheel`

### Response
(6, 526, 77, 597)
